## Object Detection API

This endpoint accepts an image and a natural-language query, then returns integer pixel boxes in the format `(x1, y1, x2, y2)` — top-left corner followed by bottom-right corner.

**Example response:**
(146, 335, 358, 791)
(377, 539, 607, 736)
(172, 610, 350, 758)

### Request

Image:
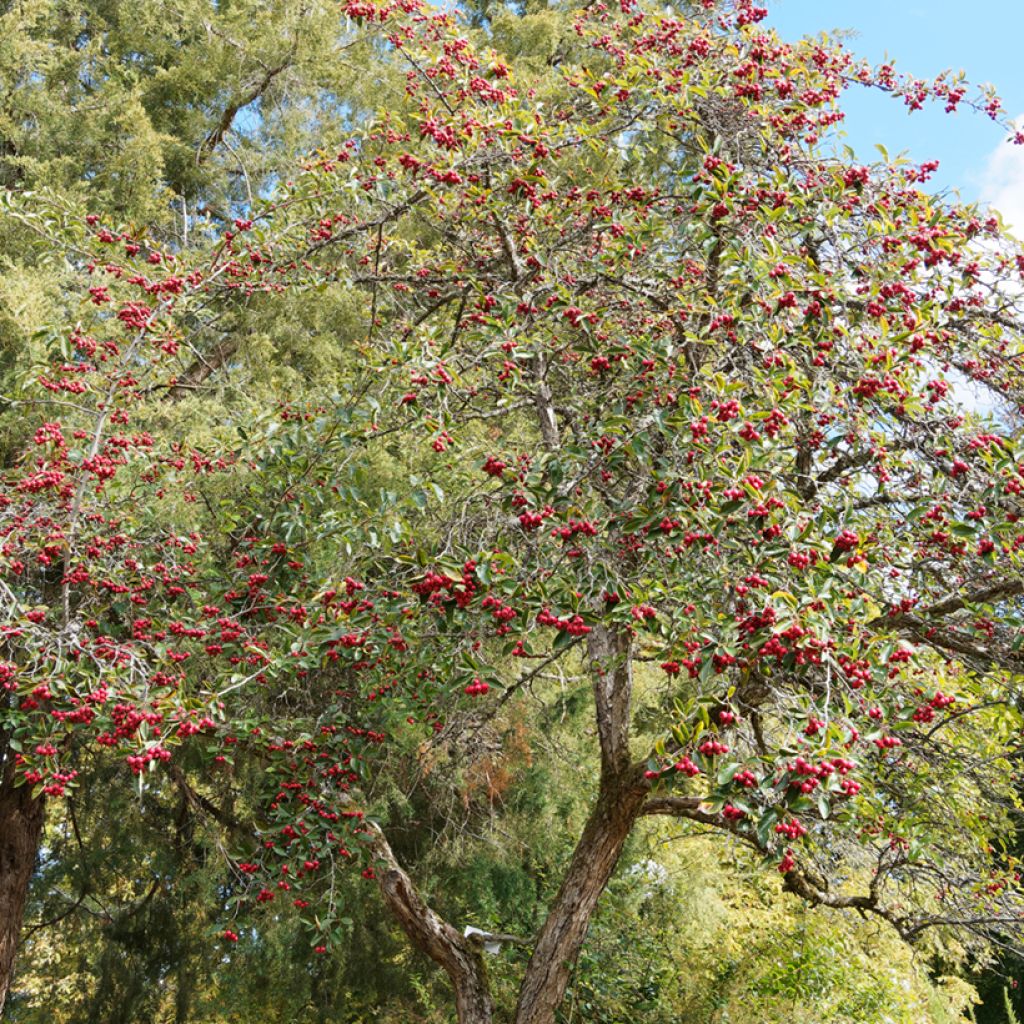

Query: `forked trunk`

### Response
(0, 763, 44, 1017)
(368, 623, 643, 1024)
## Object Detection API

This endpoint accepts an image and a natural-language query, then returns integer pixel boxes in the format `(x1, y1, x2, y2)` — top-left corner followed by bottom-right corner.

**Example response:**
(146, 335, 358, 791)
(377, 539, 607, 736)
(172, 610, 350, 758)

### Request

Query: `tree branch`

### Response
(364, 818, 494, 1024)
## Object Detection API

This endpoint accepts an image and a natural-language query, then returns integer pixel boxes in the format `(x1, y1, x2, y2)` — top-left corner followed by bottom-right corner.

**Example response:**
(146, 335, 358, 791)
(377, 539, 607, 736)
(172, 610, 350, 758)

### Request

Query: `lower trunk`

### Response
(0, 765, 45, 1017)
(449, 959, 493, 1024)
(513, 775, 647, 1024)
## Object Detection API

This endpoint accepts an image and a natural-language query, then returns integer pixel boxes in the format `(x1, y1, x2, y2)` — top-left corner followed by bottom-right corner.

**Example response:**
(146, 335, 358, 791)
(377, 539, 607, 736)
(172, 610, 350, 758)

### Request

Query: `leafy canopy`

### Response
(3, 0, 1024, 989)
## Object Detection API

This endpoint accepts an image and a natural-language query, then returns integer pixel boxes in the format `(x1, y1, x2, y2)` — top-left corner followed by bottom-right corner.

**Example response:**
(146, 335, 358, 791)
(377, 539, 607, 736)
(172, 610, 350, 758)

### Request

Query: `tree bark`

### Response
(0, 762, 45, 1017)
(367, 822, 494, 1024)
(512, 773, 647, 1024)
(513, 624, 645, 1024)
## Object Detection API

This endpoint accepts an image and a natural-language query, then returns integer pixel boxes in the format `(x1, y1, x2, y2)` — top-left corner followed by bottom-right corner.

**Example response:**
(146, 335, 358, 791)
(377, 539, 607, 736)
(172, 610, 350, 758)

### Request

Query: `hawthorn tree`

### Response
(3, 1, 1024, 1021)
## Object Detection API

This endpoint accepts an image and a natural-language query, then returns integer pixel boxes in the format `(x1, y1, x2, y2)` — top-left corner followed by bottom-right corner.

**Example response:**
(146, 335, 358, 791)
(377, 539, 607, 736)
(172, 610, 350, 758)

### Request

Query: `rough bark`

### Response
(368, 822, 494, 1024)
(533, 362, 560, 450)
(513, 625, 645, 1024)
(585, 625, 634, 780)
(0, 762, 45, 1017)
(513, 773, 647, 1024)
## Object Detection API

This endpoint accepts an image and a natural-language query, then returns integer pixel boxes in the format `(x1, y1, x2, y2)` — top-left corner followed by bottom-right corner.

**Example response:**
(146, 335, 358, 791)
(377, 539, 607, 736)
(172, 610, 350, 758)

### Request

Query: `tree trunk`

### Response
(513, 624, 645, 1024)
(512, 774, 647, 1024)
(0, 763, 45, 1017)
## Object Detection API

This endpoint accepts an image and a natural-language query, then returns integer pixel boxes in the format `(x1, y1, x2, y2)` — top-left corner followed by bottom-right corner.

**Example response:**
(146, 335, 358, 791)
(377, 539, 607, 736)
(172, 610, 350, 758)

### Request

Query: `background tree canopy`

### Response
(2, 1, 1024, 1022)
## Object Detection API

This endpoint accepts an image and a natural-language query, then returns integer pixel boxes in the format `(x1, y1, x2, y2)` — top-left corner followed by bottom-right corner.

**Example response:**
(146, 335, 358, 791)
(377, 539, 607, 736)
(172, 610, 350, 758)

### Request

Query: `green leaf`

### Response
(757, 809, 779, 847)
(817, 793, 831, 820)
(553, 629, 574, 652)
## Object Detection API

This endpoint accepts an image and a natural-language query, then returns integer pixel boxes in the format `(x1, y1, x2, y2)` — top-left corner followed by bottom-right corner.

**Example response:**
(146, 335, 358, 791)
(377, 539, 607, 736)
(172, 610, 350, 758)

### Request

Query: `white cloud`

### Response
(979, 116, 1024, 237)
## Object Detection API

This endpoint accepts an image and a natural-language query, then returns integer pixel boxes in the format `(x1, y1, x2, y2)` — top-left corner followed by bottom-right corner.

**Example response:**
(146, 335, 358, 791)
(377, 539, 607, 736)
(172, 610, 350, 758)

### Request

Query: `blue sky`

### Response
(764, 0, 1024, 229)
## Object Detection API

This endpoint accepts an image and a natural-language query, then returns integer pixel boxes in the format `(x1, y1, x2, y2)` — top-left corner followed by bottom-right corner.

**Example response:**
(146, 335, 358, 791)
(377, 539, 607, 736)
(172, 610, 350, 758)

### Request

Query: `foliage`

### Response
(2, 0, 1024, 1021)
